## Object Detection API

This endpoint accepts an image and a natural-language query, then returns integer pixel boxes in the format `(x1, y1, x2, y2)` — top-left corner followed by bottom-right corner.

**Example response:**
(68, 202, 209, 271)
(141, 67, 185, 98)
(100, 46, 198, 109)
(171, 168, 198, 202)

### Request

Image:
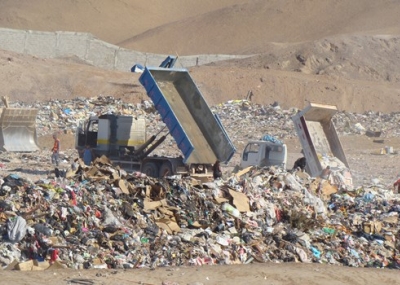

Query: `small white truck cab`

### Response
(240, 140, 287, 169)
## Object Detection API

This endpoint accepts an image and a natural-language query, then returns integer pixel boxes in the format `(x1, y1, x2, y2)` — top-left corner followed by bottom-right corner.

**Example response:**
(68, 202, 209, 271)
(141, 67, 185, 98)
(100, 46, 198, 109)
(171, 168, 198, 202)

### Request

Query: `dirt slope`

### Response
(0, 50, 145, 103)
(188, 65, 400, 113)
(119, 0, 400, 55)
(2, 48, 399, 112)
(1, 0, 400, 112)
(1, 0, 400, 55)
(0, 0, 247, 46)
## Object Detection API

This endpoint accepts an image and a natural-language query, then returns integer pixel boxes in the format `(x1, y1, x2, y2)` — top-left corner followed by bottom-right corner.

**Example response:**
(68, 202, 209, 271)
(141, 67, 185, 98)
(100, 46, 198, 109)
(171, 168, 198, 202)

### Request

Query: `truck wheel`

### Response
(159, 162, 173, 177)
(142, 162, 159, 177)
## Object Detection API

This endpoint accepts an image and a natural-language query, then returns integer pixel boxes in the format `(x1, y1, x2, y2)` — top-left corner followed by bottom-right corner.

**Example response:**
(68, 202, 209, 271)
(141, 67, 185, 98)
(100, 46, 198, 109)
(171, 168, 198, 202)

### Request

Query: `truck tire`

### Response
(142, 162, 159, 178)
(159, 162, 173, 177)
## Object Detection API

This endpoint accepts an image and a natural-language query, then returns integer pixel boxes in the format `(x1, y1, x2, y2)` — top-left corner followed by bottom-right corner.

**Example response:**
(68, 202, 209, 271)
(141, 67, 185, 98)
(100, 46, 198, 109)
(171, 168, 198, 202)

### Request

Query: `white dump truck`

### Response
(240, 103, 351, 186)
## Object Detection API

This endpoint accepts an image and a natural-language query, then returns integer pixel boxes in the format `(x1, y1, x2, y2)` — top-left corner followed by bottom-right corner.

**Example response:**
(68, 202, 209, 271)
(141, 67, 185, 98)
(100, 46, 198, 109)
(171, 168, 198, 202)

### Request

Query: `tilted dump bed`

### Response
(139, 67, 235, 164)
(0, 108, 39, 152)
(291, 103, 349, 177)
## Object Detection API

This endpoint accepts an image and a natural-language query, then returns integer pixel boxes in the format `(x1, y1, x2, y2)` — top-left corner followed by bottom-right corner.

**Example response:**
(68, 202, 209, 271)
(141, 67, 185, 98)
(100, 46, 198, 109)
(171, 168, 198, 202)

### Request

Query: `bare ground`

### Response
(0, 1, 399, 284)
(1, 262, 399, 285)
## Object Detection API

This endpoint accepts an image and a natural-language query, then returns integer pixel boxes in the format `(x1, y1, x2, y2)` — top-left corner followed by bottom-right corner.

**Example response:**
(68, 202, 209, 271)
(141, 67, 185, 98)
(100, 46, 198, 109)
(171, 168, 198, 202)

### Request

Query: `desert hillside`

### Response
(2, 0, 400, 55)
(1, 1, 400, 112)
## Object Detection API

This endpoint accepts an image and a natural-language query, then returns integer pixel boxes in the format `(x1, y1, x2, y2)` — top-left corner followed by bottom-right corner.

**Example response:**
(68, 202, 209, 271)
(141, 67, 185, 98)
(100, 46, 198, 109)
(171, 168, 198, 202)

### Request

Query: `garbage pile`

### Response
(7, 97, 400, 142)
(212, 100, 400, 142)
(0, 157, 399, 271)
(9, 96, 155, 137)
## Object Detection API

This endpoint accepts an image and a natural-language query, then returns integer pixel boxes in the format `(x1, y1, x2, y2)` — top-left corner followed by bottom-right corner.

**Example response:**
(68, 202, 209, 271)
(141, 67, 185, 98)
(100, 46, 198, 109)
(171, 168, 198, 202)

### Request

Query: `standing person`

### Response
(292, 156, 306, 172)
(51, 133, 60, 177)
(320, 166, 331, 180)
(212, 160, 222, 180)
(292, 150, 306, 172)
(82, 145, 94, 166)
(394, 176, 400, 194)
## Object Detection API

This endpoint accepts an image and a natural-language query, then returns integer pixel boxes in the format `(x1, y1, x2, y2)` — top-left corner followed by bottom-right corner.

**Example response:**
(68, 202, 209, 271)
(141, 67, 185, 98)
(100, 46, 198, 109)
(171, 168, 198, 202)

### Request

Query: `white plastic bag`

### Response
(7, 216, 27, 242)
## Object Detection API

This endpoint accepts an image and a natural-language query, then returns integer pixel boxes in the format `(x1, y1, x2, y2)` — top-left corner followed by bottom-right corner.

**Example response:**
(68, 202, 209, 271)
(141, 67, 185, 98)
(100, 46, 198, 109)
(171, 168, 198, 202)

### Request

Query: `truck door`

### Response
(260, 145, 271, 167)
(86, 119, 99, 148)
(76, 120, 86, 149)
(267, 144, 287, 168)
(96, 119, 110, 152)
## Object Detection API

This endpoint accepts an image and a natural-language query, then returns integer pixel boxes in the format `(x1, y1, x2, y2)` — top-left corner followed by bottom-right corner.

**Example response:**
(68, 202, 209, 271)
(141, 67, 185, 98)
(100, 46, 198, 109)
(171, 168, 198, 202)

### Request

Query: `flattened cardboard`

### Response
(87, 166, 99, 177)
(191, 221, 202, 228)
(33, 260, 50, 270)
(77, 158, 86, 169)
(145, 185, 152, 198)
(229, 189, 250, 212)
(156, 218, 181, 234)
(118, 179, 130, 194)
(144, 199, 168, 211)
(15, 260, 33, 271)
(112, 171, 120, 180)
(320, 181, 338, 200)
(96, 155, 112, 165)
(4, 259, 19, 270)
(381, 213, 398, 224)
(46, 260, 67, 270)
(65, 168, 77, 178)
(214, 197, 229, 204)
(158, 207, 174, 216)
(235, 166, 253, 178)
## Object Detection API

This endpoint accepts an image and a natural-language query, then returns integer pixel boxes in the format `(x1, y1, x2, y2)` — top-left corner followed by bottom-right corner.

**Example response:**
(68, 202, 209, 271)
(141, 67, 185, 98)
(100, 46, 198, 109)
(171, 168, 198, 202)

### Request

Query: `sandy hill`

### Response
(2, 0, 400, 55)
(0, 0, 400, 113)
(119, 0, 400, 55)
(0, 0, 247, 48)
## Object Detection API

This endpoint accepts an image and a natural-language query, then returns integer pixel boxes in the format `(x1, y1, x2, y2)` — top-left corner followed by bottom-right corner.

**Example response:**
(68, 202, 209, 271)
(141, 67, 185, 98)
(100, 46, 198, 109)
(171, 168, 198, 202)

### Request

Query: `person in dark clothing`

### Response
(212, 160, 222, 180)
(82, 145, 94, 166)
(394, 176, 400, 193)
(292, 156, 306, 171)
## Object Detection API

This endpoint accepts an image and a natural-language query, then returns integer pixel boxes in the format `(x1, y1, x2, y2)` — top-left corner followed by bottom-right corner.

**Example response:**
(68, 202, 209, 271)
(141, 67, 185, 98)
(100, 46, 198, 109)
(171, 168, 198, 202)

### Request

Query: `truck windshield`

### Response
(245, 143, 259, 153)
(242, 143, 260, 161)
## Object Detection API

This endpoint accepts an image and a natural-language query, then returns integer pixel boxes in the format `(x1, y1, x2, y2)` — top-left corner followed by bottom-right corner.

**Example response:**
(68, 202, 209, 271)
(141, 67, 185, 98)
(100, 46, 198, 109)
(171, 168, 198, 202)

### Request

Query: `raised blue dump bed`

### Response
(139, 67, 235, 164)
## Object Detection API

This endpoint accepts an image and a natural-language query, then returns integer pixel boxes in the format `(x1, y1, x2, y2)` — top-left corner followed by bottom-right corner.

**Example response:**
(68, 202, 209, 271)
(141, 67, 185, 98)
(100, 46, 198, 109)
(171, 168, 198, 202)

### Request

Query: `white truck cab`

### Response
(240, 140, 287, 169)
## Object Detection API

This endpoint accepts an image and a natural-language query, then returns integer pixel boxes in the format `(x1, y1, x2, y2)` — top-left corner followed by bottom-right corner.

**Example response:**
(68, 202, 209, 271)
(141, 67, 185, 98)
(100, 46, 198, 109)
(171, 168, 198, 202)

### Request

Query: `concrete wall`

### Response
(0, 28, 252, 71)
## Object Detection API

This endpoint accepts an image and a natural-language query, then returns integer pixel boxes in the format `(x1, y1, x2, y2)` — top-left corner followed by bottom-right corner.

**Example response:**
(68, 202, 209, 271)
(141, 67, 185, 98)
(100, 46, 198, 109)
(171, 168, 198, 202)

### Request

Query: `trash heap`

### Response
(10, 96, 155, 137)
(0, 157, 399, 271)
(211, 100, 400, 141)
(7, 96, 400, 141)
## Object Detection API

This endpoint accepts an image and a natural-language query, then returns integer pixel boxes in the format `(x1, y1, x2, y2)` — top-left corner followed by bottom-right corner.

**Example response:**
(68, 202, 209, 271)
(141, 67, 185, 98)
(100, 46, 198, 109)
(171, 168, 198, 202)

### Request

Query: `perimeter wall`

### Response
(0, 28, 251, 71)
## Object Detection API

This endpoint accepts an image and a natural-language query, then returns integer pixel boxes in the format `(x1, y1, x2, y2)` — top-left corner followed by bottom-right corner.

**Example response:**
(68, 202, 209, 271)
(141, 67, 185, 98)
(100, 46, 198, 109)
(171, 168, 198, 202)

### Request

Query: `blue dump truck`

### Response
(76, 62, 236, 180)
